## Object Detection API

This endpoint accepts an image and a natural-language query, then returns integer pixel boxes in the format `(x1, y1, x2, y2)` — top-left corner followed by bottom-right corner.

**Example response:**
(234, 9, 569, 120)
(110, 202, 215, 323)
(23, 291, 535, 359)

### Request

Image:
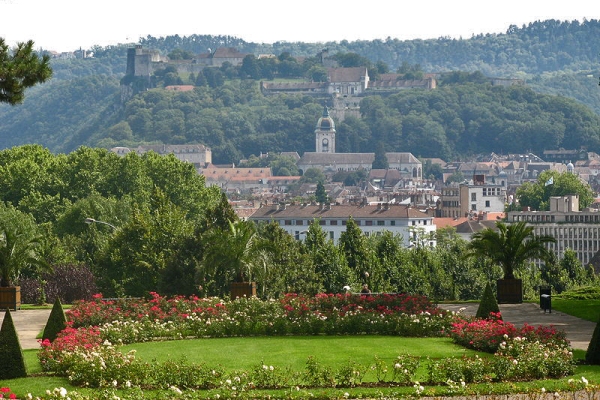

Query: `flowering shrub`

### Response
(449, 312, 569, 353)
(0, 387, 17, 399)
(33, 293, 577, 393)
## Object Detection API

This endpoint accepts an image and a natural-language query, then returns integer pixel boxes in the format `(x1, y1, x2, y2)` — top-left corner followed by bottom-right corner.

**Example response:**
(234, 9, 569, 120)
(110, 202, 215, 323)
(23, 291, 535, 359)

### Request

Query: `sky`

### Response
(1, 0, 598, 53)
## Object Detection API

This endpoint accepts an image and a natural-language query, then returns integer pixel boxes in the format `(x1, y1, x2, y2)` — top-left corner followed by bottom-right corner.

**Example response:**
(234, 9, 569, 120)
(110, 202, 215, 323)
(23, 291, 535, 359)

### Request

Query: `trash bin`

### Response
(540, 287, 551, 313)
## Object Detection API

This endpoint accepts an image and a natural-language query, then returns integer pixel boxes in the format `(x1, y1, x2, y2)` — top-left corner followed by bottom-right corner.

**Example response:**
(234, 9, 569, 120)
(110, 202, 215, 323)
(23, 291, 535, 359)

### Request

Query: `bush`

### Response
(43, 297, 67, 343)
(585, 310, 600, 364)
(0, 309, 27, 379)
(476, 282, 501, 320)
(20, 264, 97, 304)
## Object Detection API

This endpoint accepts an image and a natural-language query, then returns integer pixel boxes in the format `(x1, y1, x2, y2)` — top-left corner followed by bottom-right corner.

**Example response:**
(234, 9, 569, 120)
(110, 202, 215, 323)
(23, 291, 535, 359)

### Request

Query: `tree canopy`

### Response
(0, 39, 52, 105)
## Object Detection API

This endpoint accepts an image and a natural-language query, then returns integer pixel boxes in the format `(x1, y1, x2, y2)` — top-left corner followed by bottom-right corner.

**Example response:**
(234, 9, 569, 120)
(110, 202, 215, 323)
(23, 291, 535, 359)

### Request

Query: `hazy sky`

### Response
(1, 0, 597, 52)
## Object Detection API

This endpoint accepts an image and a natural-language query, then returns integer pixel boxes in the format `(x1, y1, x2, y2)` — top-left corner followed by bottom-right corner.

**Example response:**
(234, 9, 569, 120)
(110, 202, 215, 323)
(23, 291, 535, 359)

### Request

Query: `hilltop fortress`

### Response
(123, 45, 437, 120)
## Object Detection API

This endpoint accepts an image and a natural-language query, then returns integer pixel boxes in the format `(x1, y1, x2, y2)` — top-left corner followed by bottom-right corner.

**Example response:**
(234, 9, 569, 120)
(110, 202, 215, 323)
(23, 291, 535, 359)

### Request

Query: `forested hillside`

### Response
(0, 19, 598, 162)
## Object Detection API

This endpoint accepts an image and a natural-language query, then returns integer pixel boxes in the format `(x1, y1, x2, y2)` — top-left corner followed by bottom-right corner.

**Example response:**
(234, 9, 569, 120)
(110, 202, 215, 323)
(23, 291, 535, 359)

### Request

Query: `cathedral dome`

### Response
(315, 106, 335, 132)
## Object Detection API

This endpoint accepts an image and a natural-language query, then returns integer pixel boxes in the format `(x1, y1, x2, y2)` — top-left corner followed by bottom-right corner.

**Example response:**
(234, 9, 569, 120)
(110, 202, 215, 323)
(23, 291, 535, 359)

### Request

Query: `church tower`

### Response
(315, 106, 336, 153)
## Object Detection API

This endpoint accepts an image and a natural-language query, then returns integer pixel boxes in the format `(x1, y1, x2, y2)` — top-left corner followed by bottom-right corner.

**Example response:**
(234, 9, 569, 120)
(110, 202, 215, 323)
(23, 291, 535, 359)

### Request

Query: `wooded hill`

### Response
(0, 19, 599, 164)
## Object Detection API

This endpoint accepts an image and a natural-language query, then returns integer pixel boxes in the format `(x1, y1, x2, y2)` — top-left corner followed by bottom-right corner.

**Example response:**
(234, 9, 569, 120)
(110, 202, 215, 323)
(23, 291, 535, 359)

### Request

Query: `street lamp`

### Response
(84, 217, 117, 230)
(295, 230, 308, 240)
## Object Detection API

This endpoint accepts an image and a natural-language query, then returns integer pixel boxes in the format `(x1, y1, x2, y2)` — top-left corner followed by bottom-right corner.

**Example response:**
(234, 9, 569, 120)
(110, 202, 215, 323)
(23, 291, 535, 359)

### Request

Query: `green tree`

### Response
(0, 39, 52, 105)
(466, 221, 556, 280)
(200, 220, 272, 297)
(372, 142, 389, 169)
(315, 181, 329, 204)
(516, 171, 594, 211)
(0, 309, 27, 379)
(304, 220, 354, 293)
(0, 203, 47, 287)
(338, 218, 371, 284)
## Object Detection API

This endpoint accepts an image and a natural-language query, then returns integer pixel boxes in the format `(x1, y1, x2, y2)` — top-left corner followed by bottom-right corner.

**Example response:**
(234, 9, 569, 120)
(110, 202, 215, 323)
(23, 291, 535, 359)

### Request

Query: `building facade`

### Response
(110, 144, 212, 168)
(438, 175, 507, 218)
(507, 195, 600, 268)
(249, 203, 436, 246)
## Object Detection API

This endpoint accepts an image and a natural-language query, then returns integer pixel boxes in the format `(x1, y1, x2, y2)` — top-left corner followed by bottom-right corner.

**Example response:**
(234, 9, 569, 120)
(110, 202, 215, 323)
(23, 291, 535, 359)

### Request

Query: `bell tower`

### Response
(315, 106, 336, 153)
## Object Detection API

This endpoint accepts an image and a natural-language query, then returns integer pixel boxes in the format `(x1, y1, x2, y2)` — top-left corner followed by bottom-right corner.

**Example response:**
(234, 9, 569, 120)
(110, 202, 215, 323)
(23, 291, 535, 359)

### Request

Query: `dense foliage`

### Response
(1, 20, 600, 161)
(0, 144, 593, 301)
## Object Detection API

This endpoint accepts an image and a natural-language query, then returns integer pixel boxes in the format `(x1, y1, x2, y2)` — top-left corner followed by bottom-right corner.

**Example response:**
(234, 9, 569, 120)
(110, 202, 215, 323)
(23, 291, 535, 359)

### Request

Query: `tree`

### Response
(372, 142, 389, 169)
(338, 218, 371, 284)
(315, 181, 329, 204)
(516, 171, 594, 211)
(0, 309, 27, 379)
(201, 220, 273, 297)
(0, 204, 47, 287)
(466, 221, 556, 280)
(0, 39, 52, 105)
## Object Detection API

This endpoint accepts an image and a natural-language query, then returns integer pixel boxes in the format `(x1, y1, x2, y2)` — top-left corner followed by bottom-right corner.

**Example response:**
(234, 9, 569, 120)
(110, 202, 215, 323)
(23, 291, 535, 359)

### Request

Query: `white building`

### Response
(111, 144, 212, 168)
(438, 175, 507, 218)
(507, 195, 600, 268)
(249, 203, 436, 247)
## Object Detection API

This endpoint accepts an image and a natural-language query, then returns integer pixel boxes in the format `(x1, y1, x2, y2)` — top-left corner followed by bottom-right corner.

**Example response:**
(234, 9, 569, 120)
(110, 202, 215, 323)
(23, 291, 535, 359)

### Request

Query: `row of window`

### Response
(282, 219, 432, 227)
(513, 214, 600, 223)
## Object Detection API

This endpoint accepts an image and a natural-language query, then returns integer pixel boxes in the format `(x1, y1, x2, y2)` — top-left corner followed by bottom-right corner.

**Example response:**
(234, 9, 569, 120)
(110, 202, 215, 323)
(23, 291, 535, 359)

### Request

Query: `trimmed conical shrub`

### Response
(585, 311, 600, 364)
(0, 308, 27, 379)
(476, 282, 501, 320)
(43, 297, 67, 343)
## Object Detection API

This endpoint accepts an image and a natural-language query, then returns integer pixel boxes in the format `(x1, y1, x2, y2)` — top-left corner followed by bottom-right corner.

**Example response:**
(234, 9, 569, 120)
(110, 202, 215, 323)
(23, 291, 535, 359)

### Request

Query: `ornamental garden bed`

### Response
(1, 292, 593, 399)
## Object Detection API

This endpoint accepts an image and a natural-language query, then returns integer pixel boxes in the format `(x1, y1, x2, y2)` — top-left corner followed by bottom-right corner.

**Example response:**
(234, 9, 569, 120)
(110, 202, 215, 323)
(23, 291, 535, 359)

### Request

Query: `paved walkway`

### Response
(1, 309, 51, 349)
(0, 303, 597, 350)
(440, 302, 597, 350)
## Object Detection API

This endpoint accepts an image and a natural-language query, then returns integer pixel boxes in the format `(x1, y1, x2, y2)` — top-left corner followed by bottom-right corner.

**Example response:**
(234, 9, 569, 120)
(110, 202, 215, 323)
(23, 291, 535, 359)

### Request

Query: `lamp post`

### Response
(295, 230, 308, 240)
(84, 217, 117, 230)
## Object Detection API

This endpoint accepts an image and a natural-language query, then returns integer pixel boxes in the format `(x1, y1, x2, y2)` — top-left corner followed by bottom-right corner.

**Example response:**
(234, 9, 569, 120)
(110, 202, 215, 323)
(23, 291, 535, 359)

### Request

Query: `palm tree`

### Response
(202, 220, 271, 290)
(0, 220, 46, 287)
(466, 221, 556, 280)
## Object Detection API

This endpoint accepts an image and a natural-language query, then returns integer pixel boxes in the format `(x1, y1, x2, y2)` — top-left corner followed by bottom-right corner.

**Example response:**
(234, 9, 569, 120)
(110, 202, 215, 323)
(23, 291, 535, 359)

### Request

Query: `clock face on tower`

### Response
(322, 138, 329, 152)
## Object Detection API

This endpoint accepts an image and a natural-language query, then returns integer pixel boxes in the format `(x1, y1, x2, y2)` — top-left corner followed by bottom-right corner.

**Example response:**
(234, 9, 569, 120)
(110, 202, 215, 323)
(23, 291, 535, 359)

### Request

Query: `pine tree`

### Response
(0, 308, 27, 379)
(43, 297, 67, 343)
(476, 282, 501, 320)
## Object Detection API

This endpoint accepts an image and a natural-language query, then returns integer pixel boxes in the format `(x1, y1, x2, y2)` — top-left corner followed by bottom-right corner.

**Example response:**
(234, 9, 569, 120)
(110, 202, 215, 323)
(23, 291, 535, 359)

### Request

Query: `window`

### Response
(377, 220, 385, 226)
(319, 219, 326, 225)
(329, 231, 334, 239)
(485, 200, 490, 207)
(390, 220, 396, 226)
(471, 193, 477, 201)
(365, 220, 373, 226)
(330, 220, 338, 225)
(471, 204, 477, 210)
(284, 220, 292, 225)
(296, 220, 303, 225)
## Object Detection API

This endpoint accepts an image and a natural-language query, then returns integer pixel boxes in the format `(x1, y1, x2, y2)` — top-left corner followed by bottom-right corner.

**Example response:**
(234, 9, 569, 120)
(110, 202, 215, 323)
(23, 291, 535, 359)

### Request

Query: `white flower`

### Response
(582, 376, 589, 385)
(344, 393, 350, 398)
(112, 379, 118, 387)
(541, 388, 546, 393)
(170, 386, 183, 395)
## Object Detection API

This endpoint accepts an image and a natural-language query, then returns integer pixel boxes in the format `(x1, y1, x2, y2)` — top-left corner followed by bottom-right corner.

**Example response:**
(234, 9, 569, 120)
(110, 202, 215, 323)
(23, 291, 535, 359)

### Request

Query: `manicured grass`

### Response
(552, 299, 600, 322)
(123, 336, 481, 372)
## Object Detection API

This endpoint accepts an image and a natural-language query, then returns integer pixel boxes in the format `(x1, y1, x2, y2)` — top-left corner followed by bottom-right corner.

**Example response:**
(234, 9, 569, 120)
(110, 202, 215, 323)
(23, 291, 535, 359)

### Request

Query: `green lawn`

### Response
(123, 335, 480, 372)
(551, 298, 600, 322)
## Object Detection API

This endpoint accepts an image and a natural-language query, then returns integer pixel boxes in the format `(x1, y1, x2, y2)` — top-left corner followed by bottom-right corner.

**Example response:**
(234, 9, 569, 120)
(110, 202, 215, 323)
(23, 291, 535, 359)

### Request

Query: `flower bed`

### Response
(36, 293, 576, 392)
